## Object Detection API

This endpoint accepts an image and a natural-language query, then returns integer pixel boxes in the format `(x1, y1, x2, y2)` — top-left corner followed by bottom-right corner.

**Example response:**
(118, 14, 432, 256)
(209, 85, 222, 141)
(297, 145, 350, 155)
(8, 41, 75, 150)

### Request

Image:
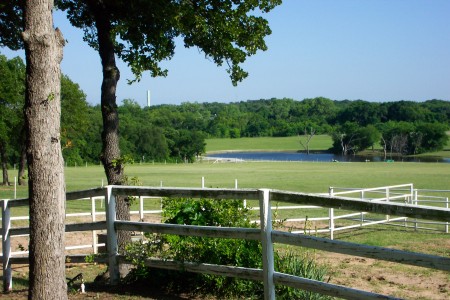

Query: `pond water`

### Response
(206, 151, 450, 163)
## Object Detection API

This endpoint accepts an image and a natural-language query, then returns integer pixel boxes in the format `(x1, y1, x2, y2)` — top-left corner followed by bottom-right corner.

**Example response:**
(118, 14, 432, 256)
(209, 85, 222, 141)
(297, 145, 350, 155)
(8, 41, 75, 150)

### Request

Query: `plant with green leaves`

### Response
(126, 197, 331, 299)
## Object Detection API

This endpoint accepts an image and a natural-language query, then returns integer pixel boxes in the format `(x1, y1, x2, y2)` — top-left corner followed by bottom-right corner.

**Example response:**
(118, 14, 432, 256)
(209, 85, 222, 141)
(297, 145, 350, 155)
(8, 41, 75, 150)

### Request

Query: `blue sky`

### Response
(2, 0, 449, 106)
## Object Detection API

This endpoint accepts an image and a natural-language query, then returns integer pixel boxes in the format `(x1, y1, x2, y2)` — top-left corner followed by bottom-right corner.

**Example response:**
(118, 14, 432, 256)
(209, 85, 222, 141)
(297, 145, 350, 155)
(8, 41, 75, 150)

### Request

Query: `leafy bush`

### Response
(126, 197, 331, 299)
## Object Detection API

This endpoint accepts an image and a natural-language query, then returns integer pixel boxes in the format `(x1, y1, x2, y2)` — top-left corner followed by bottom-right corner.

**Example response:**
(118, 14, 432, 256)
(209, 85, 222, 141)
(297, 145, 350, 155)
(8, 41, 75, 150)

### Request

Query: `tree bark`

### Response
(86, 0, 131, 255)
(22, 0, 67, 298)
(0, 143, 10, 186)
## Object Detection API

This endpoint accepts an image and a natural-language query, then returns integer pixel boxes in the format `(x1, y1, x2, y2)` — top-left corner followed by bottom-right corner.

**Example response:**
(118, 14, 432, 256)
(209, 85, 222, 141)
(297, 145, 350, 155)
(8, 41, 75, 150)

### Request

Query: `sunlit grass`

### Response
(205, 135, 333, 152)
(3, 160, 449, 198)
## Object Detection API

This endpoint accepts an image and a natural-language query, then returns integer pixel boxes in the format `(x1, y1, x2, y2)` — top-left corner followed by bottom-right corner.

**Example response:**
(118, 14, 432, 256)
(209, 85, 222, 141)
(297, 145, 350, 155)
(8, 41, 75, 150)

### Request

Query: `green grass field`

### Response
(2, 136, 448, 235)
(205, 133, 450, 158)
(3, 161, 449, 223)
(206, 135, 333, 152)
(2, 160, 449, 199)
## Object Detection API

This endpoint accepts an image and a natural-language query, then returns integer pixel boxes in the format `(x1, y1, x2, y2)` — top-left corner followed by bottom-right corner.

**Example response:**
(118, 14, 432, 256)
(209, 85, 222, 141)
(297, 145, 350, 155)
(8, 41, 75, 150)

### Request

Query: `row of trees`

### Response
(67, 97, 450, 164)
(118, 98, 449, 159)
(330, 121, 448, 157)
(116, 97, 450, 159)
(2, 58, 449, 176)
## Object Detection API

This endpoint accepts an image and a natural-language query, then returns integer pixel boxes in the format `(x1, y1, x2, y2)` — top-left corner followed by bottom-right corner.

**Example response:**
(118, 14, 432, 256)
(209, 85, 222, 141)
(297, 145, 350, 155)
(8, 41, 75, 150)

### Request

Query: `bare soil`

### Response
(316, 251, 449, 300)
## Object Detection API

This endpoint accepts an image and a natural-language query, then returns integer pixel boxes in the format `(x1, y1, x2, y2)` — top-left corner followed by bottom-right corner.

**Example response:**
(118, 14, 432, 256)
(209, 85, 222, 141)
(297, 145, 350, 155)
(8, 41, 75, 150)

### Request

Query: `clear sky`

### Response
(1, 0, 449, 106)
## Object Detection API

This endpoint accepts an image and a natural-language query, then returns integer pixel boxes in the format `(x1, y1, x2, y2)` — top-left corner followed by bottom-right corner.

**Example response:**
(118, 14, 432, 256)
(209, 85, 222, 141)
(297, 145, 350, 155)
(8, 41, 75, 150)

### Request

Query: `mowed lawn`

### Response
(206, 134, 450, 159)
(205, 135, 333, 152)
(2, 160, 449, 199)
(2, 134, 449, 201)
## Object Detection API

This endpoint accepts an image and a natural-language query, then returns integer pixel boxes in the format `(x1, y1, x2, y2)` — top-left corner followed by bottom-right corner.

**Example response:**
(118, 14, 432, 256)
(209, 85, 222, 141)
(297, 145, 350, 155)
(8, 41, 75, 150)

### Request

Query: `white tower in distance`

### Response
(147, 90, 151, 107)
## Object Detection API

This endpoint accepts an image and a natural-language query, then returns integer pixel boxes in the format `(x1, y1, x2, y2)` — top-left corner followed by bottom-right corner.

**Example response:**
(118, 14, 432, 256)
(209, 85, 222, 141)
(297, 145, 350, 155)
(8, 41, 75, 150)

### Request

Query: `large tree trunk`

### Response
(86, 0, 131, 255)
(22, 1, 67, 298)
(0, 143, 10, 186)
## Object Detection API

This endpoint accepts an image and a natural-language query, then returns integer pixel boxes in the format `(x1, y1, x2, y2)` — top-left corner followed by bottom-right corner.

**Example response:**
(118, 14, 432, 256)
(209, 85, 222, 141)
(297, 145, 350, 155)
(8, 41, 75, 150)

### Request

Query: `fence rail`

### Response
(1, 185, 450, 299)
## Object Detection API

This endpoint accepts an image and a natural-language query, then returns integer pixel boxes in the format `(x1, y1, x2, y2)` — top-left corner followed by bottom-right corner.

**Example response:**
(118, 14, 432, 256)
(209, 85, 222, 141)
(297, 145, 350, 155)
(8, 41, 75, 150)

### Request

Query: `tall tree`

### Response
(58, 0, 281, 256)
(60, 74, 90, 165)
(0, 55, 25, 185)
(22, 0, 67, 298)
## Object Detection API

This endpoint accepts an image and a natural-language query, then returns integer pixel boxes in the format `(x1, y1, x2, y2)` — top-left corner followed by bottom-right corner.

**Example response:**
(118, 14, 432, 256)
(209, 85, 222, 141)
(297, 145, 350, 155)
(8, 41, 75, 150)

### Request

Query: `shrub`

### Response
(126, 197, 331, 299)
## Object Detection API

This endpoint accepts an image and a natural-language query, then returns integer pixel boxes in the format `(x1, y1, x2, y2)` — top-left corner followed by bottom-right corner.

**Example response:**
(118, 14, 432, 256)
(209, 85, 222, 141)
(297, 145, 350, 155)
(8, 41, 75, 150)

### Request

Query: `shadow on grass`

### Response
(78, 269, 210, 300)
(1, 274, 198, 299)
(82, 281, 202, 300)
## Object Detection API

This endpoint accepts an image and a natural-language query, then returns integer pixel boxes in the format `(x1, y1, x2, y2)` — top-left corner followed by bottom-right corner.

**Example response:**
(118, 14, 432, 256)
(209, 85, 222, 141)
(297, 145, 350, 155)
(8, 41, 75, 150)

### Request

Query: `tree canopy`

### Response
(58, 0, 281, 85)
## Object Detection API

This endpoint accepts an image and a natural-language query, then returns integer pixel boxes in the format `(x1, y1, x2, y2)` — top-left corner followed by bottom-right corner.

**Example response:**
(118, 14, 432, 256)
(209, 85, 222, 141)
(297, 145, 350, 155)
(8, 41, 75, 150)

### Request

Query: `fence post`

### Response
(409, 184, 414, 203)
(259, 189, 275, 300)
(139, 196, 144, 221)
(2, 200, 12, 292)
(414, 190, 418, 231)
(385, 187, 390, 221)
(105, 186, 119, 285)
(446, 197, 449, 234)
(328, 188, 335, 240)
(91, 197, 97, 254)
(329, 208, 335, 240)
(359, 190, 364, 228)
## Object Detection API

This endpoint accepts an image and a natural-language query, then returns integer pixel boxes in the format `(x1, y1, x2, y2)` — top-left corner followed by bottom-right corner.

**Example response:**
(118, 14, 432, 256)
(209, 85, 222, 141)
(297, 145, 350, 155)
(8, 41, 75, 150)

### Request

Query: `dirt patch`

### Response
(315, 251, 449, 299)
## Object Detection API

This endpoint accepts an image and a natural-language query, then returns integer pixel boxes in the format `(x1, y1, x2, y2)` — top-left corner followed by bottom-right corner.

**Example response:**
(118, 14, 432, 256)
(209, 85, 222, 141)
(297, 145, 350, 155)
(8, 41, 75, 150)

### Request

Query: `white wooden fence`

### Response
(251, 184, 449, 238)
(4, 183, 446, 255)
(1, 186, 450, 299)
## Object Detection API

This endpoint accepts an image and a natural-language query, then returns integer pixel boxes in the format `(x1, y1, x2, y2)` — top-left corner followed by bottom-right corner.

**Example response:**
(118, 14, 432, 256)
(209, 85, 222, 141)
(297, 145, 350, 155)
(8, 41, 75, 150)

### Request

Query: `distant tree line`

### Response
(56, 96, 450, 163)
(1, 55, 449, 180)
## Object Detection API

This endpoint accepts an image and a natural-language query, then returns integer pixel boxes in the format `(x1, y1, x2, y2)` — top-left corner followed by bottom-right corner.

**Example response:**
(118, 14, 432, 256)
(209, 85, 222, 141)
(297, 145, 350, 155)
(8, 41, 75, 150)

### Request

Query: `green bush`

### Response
(125, 197, 331, 299)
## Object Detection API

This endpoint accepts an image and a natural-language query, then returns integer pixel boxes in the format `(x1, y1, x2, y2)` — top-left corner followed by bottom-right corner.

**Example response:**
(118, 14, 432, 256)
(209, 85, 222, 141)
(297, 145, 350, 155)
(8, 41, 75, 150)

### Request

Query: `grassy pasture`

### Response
(2, 160, 449, 198)
(2, 137, 449, 240)
(206, 135, 333, 152)
(2, 161, 448, 222)
(206, 133, 450, 158)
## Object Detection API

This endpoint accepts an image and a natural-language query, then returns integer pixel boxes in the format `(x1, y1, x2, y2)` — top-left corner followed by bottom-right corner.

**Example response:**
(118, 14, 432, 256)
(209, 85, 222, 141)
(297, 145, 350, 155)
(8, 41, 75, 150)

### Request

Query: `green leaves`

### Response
(0, 1, 24, 50)
(58, 0, 281, 85)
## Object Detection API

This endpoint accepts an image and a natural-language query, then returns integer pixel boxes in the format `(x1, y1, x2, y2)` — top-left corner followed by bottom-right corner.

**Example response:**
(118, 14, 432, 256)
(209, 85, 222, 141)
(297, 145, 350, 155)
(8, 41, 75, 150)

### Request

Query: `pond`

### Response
(206, 151, 450, 163)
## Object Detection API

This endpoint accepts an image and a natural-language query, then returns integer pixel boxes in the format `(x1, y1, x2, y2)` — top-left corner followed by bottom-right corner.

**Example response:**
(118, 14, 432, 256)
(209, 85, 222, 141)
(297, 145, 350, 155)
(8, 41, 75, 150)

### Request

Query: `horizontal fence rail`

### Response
(1, 185, 449, 299)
